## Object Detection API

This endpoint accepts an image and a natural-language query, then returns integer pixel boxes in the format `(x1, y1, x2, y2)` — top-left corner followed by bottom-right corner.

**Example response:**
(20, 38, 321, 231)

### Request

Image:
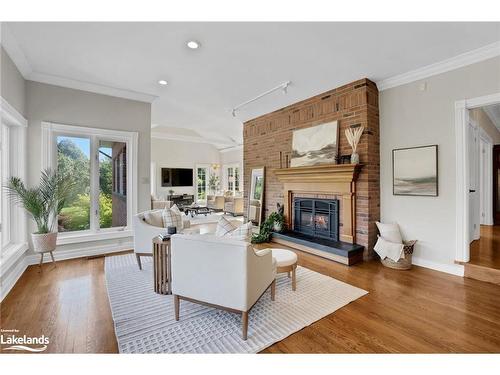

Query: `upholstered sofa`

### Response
(207, 195, 224, 211)
(171, 234, 276, 340)
(224, 196, 244, 216)
(151, 197, 172, 210)
(133, 209, 193, 269)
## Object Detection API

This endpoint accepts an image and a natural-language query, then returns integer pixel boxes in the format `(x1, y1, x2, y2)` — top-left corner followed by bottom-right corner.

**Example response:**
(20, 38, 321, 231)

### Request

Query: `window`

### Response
(1, 98, 28, 267)
(196, 165, 209, 203)
(42, 122, 137, 244)
(224, 164, 241, 194)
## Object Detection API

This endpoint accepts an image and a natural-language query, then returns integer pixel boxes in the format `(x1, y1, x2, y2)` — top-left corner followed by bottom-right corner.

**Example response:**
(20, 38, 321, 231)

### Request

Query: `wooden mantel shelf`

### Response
(274, 163, 363, 183)
(273, 163, 363, 246)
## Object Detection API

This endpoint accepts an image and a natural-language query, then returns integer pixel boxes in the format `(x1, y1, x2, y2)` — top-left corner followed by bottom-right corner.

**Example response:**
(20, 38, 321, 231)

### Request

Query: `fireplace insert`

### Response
(293, 198, 339, 240)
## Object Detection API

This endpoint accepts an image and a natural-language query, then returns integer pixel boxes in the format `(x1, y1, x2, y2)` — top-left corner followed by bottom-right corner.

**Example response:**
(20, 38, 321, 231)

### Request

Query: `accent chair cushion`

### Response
(375, 221, 403, 244)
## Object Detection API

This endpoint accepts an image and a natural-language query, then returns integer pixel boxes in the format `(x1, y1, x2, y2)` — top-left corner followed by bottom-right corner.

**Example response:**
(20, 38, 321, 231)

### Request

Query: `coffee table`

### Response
(184, 206, 213, 217)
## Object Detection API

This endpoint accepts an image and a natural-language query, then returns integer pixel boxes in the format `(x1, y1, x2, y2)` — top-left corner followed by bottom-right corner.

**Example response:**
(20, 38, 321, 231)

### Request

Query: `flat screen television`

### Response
(161, 168, 193, 187)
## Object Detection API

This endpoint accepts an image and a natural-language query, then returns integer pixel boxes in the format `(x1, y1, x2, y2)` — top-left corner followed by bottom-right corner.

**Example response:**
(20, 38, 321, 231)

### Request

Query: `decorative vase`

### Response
(273, 221, 283, 232)
(350, 152, 360, 164)
(31, 232, 57, 253)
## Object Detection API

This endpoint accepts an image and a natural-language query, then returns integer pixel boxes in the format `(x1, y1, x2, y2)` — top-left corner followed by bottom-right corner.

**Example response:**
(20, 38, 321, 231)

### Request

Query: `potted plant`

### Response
(251, 203, 285, 244)
(6, 169, 74, 254)
(208, 174, 220, 195)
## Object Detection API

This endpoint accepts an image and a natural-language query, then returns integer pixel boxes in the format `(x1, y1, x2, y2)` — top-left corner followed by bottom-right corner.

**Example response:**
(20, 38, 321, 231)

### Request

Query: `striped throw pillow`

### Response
(162, 205, 183, 231)
(215, 216, 236, 237)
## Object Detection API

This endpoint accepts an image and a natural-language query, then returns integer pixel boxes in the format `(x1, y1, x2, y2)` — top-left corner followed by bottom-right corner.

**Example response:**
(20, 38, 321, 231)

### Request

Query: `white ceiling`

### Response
(3, 22, 500, 145)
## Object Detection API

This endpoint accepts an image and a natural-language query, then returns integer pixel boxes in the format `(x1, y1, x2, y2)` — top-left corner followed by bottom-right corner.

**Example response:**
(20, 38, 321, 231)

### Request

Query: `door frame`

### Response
(479, 129, 494, 226)
(455, 92, 500, 262)
(494, 145, 500, 225)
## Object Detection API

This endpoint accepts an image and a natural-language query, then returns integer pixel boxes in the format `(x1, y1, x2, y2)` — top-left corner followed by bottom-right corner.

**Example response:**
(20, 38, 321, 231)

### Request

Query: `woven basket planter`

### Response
(31, 232, 57, 253)
(380, 240, 417, 270)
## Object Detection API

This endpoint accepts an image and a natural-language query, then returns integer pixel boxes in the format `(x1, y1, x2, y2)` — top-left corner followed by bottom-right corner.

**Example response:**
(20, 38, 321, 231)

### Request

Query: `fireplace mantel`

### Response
(274, 163, 363, 244)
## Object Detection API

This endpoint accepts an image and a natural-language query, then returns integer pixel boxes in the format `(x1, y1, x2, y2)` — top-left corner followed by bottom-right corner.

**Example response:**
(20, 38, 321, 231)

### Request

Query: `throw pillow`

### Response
(162, 206, 183, 231)
(227, 221, 253, 242)
(215, 216, 237, 237)
(143, 210, 163, 227)
(170, 204, 182, 216)
(374, 236, 404, 262)
(375, 221, 403, 244)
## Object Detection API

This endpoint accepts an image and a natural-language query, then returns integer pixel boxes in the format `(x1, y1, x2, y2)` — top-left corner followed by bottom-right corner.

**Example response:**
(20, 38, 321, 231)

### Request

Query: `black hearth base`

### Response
(271, 231, 364, 266)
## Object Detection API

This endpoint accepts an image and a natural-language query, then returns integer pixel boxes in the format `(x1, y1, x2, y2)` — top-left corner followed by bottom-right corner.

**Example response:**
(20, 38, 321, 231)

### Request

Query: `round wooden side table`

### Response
(152, 237, 172, 295)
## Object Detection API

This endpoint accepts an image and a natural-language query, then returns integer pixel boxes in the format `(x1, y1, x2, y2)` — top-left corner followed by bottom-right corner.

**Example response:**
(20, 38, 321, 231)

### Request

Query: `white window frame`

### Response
(195, 164, 210, 204)
(0, 97, 29, 273)
(41, 122, 138, 245)
(223, 163, 242, 194)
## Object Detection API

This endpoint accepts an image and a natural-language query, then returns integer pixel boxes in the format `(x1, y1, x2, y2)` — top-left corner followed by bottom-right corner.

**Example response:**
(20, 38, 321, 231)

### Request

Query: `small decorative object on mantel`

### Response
(340, 155, 352, 165)
(345, 125, 364, 164)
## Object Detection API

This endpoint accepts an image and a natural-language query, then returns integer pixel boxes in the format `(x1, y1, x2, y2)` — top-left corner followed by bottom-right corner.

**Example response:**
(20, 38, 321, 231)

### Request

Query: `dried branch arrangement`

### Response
(345, 126, 364, 154)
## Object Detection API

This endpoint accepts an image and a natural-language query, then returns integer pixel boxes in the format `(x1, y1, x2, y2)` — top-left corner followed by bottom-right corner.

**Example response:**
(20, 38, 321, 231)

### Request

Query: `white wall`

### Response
(379, 56, 500, 275)
(151, 137, 221, 197)
(0, 47, 26, 117)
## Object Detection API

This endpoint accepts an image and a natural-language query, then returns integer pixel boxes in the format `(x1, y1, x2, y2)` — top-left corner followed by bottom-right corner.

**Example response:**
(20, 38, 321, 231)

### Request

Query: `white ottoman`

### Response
(270, 248, 298, 291)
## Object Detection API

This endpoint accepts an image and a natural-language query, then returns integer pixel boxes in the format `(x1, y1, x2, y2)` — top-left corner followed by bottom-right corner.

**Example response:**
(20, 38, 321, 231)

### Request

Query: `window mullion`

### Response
(90, 135, 99, 233)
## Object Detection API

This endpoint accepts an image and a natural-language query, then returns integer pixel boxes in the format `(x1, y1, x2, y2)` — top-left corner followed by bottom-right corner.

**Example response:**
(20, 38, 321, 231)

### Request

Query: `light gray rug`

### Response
(105, 253, 367, 353)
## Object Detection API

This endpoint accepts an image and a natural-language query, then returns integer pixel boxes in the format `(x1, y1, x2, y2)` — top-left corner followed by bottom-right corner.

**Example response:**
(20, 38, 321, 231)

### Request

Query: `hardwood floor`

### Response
(469, 225, 500, 269)
(1, 245, 500, 353)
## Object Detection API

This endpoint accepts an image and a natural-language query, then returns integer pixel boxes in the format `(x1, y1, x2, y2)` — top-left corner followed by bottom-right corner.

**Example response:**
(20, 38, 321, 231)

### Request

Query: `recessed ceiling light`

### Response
(187, 40, 200, 49)
(158, 80, 168, 85)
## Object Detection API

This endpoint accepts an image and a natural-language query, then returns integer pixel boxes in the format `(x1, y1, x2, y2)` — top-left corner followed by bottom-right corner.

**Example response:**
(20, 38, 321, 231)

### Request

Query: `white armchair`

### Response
(170, 234, 276, 340)
(133, 209, 193, 269)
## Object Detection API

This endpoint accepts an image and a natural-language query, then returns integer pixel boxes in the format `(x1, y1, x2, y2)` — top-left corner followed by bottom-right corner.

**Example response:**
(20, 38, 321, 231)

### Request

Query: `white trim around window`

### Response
(41, 122, 138, 245)
(223, 163, 242, 194)
(1, 97, 29, 274)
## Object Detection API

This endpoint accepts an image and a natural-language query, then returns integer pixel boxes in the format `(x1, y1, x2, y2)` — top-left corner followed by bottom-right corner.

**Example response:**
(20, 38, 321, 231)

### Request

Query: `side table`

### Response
(152, 237, 172, 295)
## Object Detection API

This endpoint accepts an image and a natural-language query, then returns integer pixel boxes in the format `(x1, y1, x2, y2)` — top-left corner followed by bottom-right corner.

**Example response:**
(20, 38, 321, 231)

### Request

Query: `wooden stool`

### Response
(270, 248, 298, 291)
(152, 237, 172, 295)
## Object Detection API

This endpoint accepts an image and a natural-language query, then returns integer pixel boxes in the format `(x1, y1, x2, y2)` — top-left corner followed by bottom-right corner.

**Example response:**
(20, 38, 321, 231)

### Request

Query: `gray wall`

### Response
(379, 56, 500, 271)
(0, 46, 26, 116)
(26, 80, 151, 212)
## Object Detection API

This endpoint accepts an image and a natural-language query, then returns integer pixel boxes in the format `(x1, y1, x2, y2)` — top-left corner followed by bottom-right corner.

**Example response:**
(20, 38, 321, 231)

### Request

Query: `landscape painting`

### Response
(290, 121, 339, 167)
(393, 145, 438, 196)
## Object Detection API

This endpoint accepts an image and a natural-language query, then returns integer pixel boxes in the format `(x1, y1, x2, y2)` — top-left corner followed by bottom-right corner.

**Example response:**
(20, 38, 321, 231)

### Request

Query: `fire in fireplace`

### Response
(293, 198, 339, 240)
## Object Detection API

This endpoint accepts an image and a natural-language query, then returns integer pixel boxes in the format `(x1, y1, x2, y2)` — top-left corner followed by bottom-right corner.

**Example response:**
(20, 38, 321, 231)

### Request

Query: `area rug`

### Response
(105, 253, 367, 353)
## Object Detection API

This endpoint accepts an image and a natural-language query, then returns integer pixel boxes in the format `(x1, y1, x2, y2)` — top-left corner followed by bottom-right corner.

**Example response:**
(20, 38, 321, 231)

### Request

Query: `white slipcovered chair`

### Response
(170, 234, 276, 340)
(133, 209, 193, 269)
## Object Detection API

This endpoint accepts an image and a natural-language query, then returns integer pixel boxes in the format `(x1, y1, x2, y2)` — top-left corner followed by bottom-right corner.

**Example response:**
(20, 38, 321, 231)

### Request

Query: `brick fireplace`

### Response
(243, 78, 380, 260)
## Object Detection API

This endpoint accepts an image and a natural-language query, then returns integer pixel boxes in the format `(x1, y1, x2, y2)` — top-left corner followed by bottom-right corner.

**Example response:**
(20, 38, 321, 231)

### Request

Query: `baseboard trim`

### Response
(25, 241, 133, 265)
(0, 256, 28, 302)
(412, 256, 465, 277)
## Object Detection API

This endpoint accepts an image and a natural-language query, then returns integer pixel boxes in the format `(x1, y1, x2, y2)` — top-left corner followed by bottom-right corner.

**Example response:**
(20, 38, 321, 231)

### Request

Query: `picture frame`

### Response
(392, 145, 438, 196)
(290, 121, 339, 167)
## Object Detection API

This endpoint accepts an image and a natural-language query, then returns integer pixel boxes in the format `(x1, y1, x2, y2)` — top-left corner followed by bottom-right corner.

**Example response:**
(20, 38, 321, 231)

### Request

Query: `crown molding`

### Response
(376, 41, 500, 91)
(0, 24, 32, 77)
(151, 131, 237, 149)
(27, 71, 157, 103)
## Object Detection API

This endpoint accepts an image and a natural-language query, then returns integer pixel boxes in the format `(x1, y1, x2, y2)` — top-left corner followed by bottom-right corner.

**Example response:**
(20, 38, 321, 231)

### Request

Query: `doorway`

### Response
(455, 93, 500, 264)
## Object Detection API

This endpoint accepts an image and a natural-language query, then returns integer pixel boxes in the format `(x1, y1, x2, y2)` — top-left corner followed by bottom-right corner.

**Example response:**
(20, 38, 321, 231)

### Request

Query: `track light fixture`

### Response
(231, 81, 291, 118)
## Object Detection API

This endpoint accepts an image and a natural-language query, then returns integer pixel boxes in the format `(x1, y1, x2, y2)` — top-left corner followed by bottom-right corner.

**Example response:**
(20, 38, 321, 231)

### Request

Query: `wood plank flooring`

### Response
(1, 244, 500, 353)
(469, 225, 500, 270)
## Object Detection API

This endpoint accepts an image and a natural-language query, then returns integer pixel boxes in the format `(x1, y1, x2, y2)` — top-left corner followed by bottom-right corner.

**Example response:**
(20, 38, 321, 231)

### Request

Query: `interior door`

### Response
(494, 145, 500, 225)
(467, 122, 480, 241)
